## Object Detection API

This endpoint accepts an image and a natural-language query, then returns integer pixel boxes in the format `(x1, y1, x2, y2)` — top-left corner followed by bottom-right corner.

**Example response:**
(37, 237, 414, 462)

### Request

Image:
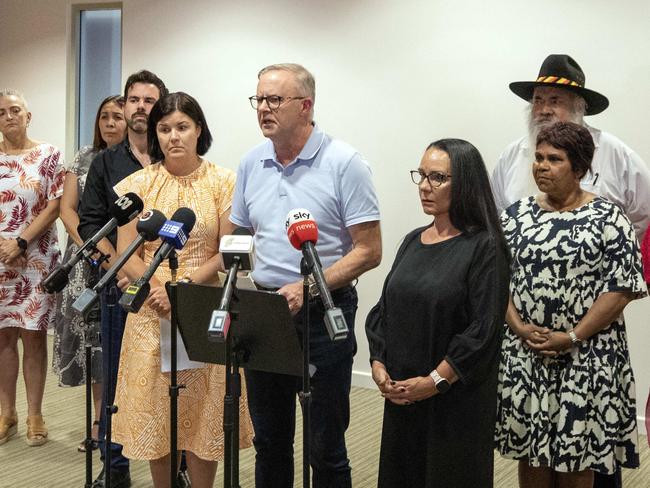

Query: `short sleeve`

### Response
(641, 224, 650, 283)
(601, 204, 647, 298)
(229, 160, 251, 228)
(46, 147, 65, 201)
(621, 149, 650, 241)
(214, 166, 237, 217)
(339, 153, 380, 227)
(491, 152, 509, 215)
(114, 168, 146, 199)
(67, 146, 94, 176)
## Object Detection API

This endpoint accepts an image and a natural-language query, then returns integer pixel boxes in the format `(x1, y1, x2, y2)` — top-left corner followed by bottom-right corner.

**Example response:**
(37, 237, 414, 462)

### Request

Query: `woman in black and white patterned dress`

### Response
(495, 122, 646, 488)
(52, 95, 125, 451)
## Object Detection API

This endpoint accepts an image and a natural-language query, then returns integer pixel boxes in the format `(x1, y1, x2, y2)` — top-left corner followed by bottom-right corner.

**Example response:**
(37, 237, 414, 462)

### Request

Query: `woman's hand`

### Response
(116, 275, 130, 292)
(371, 361, 414, 406)
(0, 238, 24, 264)
(371, 361, 393, 393)
(372, 361, 410, 405)
(146, 285, 171, 318)
(389, 376, 437, 404)
(526, 331, 573, 357)
(515, 323, 551, 346)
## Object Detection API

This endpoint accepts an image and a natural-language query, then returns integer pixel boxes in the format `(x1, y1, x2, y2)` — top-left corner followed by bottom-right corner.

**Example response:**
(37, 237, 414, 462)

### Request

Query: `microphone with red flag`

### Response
(285, 209, 348, 341)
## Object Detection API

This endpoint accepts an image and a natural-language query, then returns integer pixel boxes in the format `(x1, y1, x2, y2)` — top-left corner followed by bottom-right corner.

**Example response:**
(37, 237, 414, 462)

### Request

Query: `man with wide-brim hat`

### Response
(491, 53, 650, 242)
(492, 54, 649, 488)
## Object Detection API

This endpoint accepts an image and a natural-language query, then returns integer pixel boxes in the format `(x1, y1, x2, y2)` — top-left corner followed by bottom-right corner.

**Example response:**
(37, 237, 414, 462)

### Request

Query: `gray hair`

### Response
(527, 90, 586, 145)
(258, 63, 316, 102)
(0, 88, 29, 111)
(571, 94, 587, 118)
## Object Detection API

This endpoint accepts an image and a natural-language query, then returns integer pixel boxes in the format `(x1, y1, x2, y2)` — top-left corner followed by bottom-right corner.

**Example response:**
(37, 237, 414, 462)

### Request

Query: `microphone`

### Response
(207, 228, 255, 342)
(119, 207, 196, 313)
(71, 209, 167, 319)
(42, 192, 144, 293)
(285, 208, 349, 341)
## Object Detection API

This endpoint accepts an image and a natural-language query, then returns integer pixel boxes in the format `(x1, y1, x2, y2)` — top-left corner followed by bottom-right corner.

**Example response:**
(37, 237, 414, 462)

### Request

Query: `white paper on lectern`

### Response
(160, 318, 205, 372)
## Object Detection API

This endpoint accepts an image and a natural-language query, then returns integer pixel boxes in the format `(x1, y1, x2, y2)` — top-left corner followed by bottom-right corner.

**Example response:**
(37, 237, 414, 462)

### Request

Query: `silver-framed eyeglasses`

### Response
(410, 170, 452, 188)
(248, 95, 306, 110)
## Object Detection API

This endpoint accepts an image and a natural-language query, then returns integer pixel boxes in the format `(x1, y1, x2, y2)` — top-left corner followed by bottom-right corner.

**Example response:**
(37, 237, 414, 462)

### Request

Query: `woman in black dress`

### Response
(366, 138, 510, 487)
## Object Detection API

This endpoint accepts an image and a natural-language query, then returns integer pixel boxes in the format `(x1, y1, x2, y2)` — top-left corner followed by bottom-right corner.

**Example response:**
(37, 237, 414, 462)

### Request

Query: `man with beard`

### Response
(78, 70, 168, 488)
(491, 54, 650, 242)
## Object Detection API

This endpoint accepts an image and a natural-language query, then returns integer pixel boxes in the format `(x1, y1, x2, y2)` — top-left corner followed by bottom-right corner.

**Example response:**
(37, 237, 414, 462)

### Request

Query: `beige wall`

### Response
(1, 0, 649, 434)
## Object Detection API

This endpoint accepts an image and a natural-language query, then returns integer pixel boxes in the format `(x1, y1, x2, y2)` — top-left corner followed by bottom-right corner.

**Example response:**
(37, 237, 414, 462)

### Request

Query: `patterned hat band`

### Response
(536, 76, 582, 87)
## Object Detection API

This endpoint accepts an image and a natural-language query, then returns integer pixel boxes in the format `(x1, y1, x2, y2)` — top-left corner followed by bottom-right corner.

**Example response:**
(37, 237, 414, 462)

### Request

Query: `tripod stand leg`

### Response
(299, 267, 312, 488)
(85, 338, 93, 487)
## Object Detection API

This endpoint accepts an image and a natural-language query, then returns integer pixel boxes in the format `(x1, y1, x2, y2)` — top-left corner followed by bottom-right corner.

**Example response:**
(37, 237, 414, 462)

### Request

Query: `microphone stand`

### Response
(104, 282, 117, 488)
(168, 251, 183, 488)
(82, 257, 104, 488)
(209, 255, 244, 488)
(222, 282, 242, 488)
(298, 259, 312, 488)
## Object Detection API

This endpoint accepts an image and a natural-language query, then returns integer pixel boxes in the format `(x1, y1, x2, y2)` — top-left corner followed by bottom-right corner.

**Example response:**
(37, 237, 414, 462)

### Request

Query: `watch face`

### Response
(436, 379, 450, 394)
(308, 282, 320, 299)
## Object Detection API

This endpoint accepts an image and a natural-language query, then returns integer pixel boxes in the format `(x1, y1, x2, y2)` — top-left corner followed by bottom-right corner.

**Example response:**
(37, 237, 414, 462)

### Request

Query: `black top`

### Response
(367, 226, 509, 383)
(365, 226, 510, 487)
(77, 139, 144, 247)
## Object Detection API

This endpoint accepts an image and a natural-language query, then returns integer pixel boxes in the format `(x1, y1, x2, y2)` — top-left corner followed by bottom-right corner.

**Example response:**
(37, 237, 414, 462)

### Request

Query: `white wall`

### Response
(1, 0, 649, 433)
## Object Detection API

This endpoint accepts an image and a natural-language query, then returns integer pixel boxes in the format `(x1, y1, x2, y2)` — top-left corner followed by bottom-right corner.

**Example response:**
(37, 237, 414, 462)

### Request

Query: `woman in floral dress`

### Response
(0, 89, 65, 446)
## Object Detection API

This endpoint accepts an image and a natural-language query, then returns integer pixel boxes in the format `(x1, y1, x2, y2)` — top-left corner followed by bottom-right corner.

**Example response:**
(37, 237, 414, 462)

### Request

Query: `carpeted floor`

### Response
(2, 336, 648, 487)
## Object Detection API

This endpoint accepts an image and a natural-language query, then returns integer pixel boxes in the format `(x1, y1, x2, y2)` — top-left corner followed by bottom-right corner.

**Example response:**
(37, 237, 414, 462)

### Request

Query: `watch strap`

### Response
(568, 329, 582, 345)
(15, 237, 28, 252)
(429, 369, 450, 393)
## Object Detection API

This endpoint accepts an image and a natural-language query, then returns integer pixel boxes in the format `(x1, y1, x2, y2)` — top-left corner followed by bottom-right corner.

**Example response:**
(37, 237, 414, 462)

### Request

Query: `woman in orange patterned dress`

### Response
(0, 89, 65, 446)
(112, 92, 253, 487)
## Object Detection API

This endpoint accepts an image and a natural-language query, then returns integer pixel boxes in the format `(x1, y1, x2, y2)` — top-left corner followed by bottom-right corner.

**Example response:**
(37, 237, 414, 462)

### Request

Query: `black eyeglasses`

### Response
(410, 170, 452, 188)
(248, 95, 306, 110)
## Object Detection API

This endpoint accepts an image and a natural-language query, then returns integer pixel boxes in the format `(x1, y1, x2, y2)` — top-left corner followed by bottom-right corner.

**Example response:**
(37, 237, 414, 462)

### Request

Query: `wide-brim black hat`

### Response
(509, 54, 609, 115)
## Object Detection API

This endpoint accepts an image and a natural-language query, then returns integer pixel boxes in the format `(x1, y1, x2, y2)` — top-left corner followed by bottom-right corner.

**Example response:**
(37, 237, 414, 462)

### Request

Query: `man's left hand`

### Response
(277, 280, 305, 315)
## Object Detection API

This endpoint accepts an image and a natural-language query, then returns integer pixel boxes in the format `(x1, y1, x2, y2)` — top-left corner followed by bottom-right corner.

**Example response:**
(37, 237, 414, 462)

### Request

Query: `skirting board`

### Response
(351, 370, 649, 437)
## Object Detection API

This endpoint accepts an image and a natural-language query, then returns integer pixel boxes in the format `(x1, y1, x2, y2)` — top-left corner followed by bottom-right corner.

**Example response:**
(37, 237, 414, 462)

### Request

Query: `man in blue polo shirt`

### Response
(230, 63, 382, 488)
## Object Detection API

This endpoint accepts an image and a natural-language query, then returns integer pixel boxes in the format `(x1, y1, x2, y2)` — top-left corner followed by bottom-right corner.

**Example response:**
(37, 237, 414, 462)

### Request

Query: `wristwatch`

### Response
(568, 329, 582, 346)
(306, 275, 320, 299)
(429, 369, 450, 394)
(15, 236, 28, 254)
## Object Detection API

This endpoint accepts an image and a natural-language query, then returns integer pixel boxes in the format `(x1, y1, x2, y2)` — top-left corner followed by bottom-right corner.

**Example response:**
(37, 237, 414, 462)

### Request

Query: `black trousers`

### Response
(593, 470, 622, 488)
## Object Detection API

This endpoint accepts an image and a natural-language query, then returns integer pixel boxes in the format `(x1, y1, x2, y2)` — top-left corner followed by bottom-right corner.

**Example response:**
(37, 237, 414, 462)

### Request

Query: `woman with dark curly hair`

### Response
(495, 122, 645, 488)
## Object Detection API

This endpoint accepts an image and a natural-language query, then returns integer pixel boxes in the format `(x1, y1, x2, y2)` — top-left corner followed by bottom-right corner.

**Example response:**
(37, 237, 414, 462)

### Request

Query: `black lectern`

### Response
(174, 282, 302, 487)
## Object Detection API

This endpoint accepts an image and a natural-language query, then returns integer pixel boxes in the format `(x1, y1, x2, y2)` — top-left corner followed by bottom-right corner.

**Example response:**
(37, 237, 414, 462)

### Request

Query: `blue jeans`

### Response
(245, 286, 358, 488)
(97, 283, 129, 473)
